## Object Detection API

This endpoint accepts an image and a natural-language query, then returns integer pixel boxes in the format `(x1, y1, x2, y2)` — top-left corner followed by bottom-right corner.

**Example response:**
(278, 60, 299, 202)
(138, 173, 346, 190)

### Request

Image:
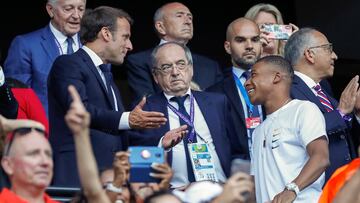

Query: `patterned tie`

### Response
(171, 95, 196, 182)
(99, 64, 115, 109)
(66, 37, 74, 54)
(313, 84, 334, 112)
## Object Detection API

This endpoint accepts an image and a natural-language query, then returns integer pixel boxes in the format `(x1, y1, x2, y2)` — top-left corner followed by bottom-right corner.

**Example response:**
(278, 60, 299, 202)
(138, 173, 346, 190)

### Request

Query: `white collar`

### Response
(49, 22, 77, 45)
(294, 71, 318, 89)
(163, 88, 192, 102)
(81, 46, 104, 67)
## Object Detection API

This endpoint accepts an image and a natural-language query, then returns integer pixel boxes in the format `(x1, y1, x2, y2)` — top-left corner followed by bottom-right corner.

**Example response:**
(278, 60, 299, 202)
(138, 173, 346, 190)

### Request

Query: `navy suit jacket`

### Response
(290, 75, 356, 181)
(128, 91, 247, 177)
(48, 49, 126, 187)
(125, 48, 223, 102)
(4, 25, 63, 115)
(206, 74, 263, 160)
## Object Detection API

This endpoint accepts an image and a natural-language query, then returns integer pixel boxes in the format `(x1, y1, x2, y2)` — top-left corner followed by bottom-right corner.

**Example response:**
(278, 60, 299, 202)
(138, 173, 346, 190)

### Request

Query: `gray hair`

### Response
(284, 28, 317, 66)
(151, 42, 193, 70)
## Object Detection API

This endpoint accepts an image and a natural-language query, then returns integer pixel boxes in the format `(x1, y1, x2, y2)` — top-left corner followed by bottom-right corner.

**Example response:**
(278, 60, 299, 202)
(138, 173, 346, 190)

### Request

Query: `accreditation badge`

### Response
(188, 143, 218, 182)
(246, 117, 261, 129)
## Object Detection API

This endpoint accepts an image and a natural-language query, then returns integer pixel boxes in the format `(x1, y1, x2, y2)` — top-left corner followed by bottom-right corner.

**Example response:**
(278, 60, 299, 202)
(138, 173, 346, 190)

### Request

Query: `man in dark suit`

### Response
(125, 2, 223, 102)
(129, 42, 246, 189)
(284, 27, 360, 181)
(48, 6, 167, 187)
(207, 18, 264, 159)
(4, 0, 86, 115)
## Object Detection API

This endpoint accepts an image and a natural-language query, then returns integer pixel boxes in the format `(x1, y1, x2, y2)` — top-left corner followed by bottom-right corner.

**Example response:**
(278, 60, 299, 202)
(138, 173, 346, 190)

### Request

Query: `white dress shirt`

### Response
(82, 46, 130, 130)
(49, 22, 80, 54)
(161, 88, 226, 188)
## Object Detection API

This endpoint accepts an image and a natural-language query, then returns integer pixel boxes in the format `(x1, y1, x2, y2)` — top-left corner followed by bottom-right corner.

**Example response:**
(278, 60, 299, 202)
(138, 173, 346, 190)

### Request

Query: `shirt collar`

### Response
(163, 88, 192, 102)
(81, 46, 104, 67)
(232, 66, 248, 78)
(294, 71, 318, 88)
(49, 22, 77, 45)
(159, 39, 168, 45)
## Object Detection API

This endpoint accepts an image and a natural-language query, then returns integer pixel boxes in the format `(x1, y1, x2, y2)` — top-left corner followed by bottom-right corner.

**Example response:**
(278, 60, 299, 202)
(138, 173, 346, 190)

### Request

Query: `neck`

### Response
(11, 184, 45, 203)
(166, 89, 189, 97)
(294, 64, 322, 83)
(264, 94, 291, 115)
(162, 37, 188, 45)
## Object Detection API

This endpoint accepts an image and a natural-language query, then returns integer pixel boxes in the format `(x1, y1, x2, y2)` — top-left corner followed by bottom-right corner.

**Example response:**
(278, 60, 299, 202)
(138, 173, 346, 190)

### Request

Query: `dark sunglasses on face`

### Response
(5, 127, 47, 156)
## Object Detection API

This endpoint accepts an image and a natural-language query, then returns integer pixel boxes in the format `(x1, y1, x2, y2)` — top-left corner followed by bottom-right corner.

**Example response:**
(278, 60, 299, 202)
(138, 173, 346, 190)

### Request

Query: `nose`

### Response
(244, 78, 251, 88)
(127, 39, 133, 51)
(332, 51, 338, 60)
(40, 152, 53, 168)
(170, 64, 180, 76)
(184, 16, 192, 25)
(72, 9, 81, 19)
(245, 39, 254, 50)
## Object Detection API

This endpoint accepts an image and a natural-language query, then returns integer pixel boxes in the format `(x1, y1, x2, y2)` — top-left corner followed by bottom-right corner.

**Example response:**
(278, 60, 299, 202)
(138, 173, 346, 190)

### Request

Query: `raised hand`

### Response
(129, 97, 167, 129)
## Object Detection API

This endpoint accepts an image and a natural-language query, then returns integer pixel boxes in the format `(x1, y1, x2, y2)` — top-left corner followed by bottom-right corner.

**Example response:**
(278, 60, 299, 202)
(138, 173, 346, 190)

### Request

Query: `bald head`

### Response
(153, 2, 193, 44)
(226, 17, 260, 41)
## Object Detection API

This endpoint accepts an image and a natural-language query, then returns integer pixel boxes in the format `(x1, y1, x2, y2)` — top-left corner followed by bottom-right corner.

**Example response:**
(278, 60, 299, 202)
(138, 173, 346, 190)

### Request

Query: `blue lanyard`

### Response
(167, 94, 196, 142)
(232, 72, 256, 116)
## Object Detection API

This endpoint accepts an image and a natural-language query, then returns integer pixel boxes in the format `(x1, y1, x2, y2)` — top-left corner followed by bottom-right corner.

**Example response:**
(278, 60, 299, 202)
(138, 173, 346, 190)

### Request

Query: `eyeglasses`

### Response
(153, 60, 189, 74)
(5, 127, 47, 156)
(308, 43, 333, 54)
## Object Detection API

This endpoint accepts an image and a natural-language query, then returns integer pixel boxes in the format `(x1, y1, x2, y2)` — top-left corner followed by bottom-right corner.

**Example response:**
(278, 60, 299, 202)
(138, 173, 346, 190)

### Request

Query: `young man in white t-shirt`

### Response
(244, 55, 329, 203)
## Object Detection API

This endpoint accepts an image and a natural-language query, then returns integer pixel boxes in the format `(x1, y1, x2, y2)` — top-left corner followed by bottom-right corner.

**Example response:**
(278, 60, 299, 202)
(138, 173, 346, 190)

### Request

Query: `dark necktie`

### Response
(171, 95, 196, 182)
(99, 64, 115, 109)
(313, 84, 334, 112)
(66, 37, 74, 54)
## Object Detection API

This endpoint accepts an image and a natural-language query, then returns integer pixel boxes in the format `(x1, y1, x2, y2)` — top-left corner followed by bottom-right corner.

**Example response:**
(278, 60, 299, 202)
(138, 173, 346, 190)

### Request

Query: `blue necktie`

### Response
(66, 37, 74, 54)
(99, 64, 115, 109)
(171, 95, 196, 182)
(241, 71, 260, 138)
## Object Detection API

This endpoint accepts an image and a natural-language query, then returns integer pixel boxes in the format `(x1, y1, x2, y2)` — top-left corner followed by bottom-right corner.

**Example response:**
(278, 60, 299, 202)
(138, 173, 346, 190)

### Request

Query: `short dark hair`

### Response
(80, 6, 133, 44)
(256, 55, 294, 80)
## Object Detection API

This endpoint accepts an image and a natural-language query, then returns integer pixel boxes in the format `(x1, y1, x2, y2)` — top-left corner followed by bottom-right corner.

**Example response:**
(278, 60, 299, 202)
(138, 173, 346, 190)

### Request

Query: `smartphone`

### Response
(129, 146, 164, 183)
(260, 24, 292, 40)
(231, 158, 251, 175)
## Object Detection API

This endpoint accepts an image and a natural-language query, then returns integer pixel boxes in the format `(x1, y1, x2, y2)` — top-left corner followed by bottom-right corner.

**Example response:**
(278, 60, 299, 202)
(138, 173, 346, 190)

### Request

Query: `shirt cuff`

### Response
(118, 111, 131, 130)
(0, 66, 5, 86)
(356, 114, 360, 124)
(158, 136, 171, 152)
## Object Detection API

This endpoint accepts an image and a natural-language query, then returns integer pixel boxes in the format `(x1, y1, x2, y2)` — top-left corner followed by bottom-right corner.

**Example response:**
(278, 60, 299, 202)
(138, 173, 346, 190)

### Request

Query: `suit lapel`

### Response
(223, 76, 246, 123)
(40, 25, 60, 62)
(192, 91, 221, 147)
(293, 75, 327, 112)
(77, 49, 114, 108)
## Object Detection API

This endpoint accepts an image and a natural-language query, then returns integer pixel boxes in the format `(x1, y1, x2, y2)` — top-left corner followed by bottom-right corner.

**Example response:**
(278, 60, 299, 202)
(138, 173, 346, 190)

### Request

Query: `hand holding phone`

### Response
(260, 24, 292, 40)
(129, 146, 164, 183)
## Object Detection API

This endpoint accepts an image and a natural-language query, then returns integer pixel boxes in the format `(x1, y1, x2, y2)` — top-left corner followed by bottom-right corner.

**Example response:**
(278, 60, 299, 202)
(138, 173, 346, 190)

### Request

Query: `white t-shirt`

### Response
(251, 99, 327, 203)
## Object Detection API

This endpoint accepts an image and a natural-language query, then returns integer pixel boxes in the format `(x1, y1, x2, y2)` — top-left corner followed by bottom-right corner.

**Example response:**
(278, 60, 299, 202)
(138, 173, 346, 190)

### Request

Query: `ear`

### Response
(155, 21, 166, 36)
(152, 72, 159, 85)
(100, 27, 112, 42)
(46, 3, 54, 18)
(304, 49, 316, 64)
(273, 71, 282, 84)
(224, 41, 231, 55)
(1, 157, 14, 176)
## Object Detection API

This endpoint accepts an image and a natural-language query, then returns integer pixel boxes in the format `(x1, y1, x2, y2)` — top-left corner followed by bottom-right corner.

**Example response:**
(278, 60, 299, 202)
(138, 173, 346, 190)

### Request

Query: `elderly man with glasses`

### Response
(0, 116, 58, 202)
(128, 42, 246, 190)
(285, 27, 360, 182)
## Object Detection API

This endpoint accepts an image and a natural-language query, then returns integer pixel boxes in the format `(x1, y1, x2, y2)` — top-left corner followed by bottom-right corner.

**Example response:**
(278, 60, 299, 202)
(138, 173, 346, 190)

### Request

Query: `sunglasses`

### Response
(5, 127, 47, 156)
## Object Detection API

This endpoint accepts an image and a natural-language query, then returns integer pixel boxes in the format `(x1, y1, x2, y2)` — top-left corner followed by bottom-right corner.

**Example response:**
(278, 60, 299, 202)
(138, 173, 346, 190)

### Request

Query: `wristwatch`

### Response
(106, 183, 123, 193)
(285, 182, 300, 196)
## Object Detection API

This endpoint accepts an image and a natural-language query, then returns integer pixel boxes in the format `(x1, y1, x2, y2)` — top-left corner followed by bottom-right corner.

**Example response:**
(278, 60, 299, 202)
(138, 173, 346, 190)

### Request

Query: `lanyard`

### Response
(233, 72, 256, 116)
(167, 94, 197, 143)
(53, 36, 81, 55)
